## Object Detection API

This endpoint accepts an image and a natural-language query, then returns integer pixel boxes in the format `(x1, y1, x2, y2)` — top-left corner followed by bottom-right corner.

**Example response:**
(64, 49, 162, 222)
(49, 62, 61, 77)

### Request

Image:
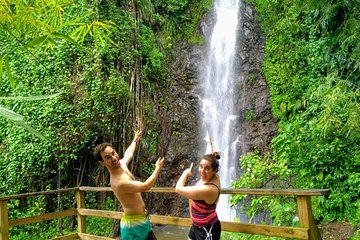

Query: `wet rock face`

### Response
(151, 2, 278, 216)
(236, 2, 278, 154)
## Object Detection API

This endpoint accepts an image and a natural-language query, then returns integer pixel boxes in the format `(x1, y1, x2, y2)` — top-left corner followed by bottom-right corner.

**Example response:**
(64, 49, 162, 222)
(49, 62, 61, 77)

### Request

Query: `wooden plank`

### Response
(0, 200, 9, 240)
(221, 221, 308, 239)
(220, 188, 329, 196)
(78, 233, 114, 240)
(0, 188, 78, 201)
(8, 209, 76, 227)
(149, 215, 308, 239)
(78, 209, 123, 219)
(0, 187, 329, 201)
(150, 215, 192, 227)
(76, 191, 86, 233)
(51, 233, 79, 240)
(78, 186, 329, 196)
(78, 187, 112, 192)
(297, 196, 322, 240)
(146, 187, 178, 193)
(78, 186, 175, 193)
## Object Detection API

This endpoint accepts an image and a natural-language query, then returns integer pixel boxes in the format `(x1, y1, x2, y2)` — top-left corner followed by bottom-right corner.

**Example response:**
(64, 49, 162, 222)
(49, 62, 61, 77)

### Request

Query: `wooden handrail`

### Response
(79, 186, 329, 196)
(0, 187, 329, 240)
(0, 187, 329, 198)
(9, 209, 76, 227)
(0, 187, 79, 201)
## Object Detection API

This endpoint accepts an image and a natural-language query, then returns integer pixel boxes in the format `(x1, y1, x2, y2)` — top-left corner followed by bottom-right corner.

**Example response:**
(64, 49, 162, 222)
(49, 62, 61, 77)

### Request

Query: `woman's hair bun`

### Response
(213, 152, 222, 160)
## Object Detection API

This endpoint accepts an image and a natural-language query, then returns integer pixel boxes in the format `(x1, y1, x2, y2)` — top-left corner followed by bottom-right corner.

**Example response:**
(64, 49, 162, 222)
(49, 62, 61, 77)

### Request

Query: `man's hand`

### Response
(156, 157, 165, 169)
(134, 130, 142, 142)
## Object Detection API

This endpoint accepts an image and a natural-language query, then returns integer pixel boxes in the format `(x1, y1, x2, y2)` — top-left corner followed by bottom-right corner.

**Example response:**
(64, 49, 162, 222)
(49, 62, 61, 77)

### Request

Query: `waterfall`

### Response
(199, 0, 241, 221)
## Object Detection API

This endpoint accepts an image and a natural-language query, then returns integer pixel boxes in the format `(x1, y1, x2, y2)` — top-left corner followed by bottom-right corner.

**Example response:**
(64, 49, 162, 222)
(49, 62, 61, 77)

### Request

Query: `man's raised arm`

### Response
(116, 157, 165, 193)
(122, 130, 142, 165)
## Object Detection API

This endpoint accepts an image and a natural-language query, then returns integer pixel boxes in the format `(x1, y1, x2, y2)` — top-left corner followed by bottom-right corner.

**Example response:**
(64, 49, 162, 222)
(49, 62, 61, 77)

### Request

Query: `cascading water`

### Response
(199, 0, 242, 221)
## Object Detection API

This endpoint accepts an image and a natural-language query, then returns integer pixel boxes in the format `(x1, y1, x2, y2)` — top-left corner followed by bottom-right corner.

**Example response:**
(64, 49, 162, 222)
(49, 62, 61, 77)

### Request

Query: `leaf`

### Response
(23, 35, 48, 48)
(13, 120, 47, 141)
(3, 54, 14, 89)
(56, 13, 91, 31)
(0, 106, 24, 121)
(50, 32, 85, 51)
(0, 56, 2, 85)
(0, 106, 47, 140)
(0, 92, 62, 101)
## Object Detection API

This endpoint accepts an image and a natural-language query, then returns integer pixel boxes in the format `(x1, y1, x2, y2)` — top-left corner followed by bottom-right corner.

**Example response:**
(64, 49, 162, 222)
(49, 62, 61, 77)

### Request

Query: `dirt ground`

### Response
(320, 222, 358, 240)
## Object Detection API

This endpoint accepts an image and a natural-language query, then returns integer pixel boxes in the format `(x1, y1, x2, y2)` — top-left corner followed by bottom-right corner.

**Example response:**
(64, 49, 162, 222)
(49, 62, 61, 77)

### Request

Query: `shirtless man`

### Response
(93, 130, 164, 240)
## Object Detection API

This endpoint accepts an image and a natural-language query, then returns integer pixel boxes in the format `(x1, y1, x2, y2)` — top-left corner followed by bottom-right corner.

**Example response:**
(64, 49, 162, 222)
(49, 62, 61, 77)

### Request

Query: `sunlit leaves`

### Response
(0, 0, 73, 36)
(70, 20, 115, 49)
(1, 0, 114, 50)
(23, 35, 48, 48)
(24, 32, 84, 50)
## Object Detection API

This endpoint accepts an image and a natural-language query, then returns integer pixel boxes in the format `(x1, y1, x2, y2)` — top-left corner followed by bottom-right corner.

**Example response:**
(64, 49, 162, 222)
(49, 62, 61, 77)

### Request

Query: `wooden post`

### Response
(0, 200, 9, 240)
(296, 196, 322, 240)
(76, 190, 86, 234)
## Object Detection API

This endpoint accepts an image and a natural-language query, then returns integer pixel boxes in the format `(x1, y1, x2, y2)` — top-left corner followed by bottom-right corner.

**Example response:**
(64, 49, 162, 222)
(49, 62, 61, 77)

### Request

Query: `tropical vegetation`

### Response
(0, 0, 358, 239)
(231, 0, 359, 239)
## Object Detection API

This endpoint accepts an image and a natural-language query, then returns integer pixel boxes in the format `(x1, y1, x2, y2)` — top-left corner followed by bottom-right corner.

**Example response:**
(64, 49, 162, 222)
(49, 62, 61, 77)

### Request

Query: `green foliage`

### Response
(350, 229, 360, 240)
(10, 220, 76, 240)
(231, 150, 295, 226)
(0, 0, 114, 48)
(222, 232, 287, 240)
(231, 150, 291, 190)
(0, 0, 208, 199)
(84, 193, 117, 237)
(239, 0, 360, 226)
(86, 217, 114, 237)
(0, 0, 138, 197)
(152, 0, 212, 43)
(7, 192, 77, 239)
(0, 0, 210, 233)
(247, 72, 257, 85)
(6, 192, 117, 239)
(0, 0, 117, 139)
(138, 24, 165, 82)
(245, 109, 254, 121)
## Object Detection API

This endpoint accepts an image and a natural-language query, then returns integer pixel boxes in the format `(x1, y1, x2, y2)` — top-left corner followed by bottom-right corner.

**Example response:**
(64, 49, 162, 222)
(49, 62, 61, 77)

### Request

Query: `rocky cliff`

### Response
(146, 1, 278, 217)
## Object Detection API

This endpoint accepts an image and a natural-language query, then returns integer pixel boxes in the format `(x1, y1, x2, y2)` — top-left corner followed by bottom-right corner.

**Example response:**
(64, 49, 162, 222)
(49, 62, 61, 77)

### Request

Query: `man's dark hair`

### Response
(93, 143, 114, 162)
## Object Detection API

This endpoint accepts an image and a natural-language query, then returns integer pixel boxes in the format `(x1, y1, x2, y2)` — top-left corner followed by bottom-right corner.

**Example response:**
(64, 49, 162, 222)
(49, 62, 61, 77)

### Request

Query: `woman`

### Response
(175, 133, 222, 240)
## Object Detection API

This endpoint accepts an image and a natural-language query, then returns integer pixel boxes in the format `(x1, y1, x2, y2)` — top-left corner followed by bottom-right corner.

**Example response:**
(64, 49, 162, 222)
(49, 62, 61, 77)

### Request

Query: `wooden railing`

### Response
(0, 187, 329, 240)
